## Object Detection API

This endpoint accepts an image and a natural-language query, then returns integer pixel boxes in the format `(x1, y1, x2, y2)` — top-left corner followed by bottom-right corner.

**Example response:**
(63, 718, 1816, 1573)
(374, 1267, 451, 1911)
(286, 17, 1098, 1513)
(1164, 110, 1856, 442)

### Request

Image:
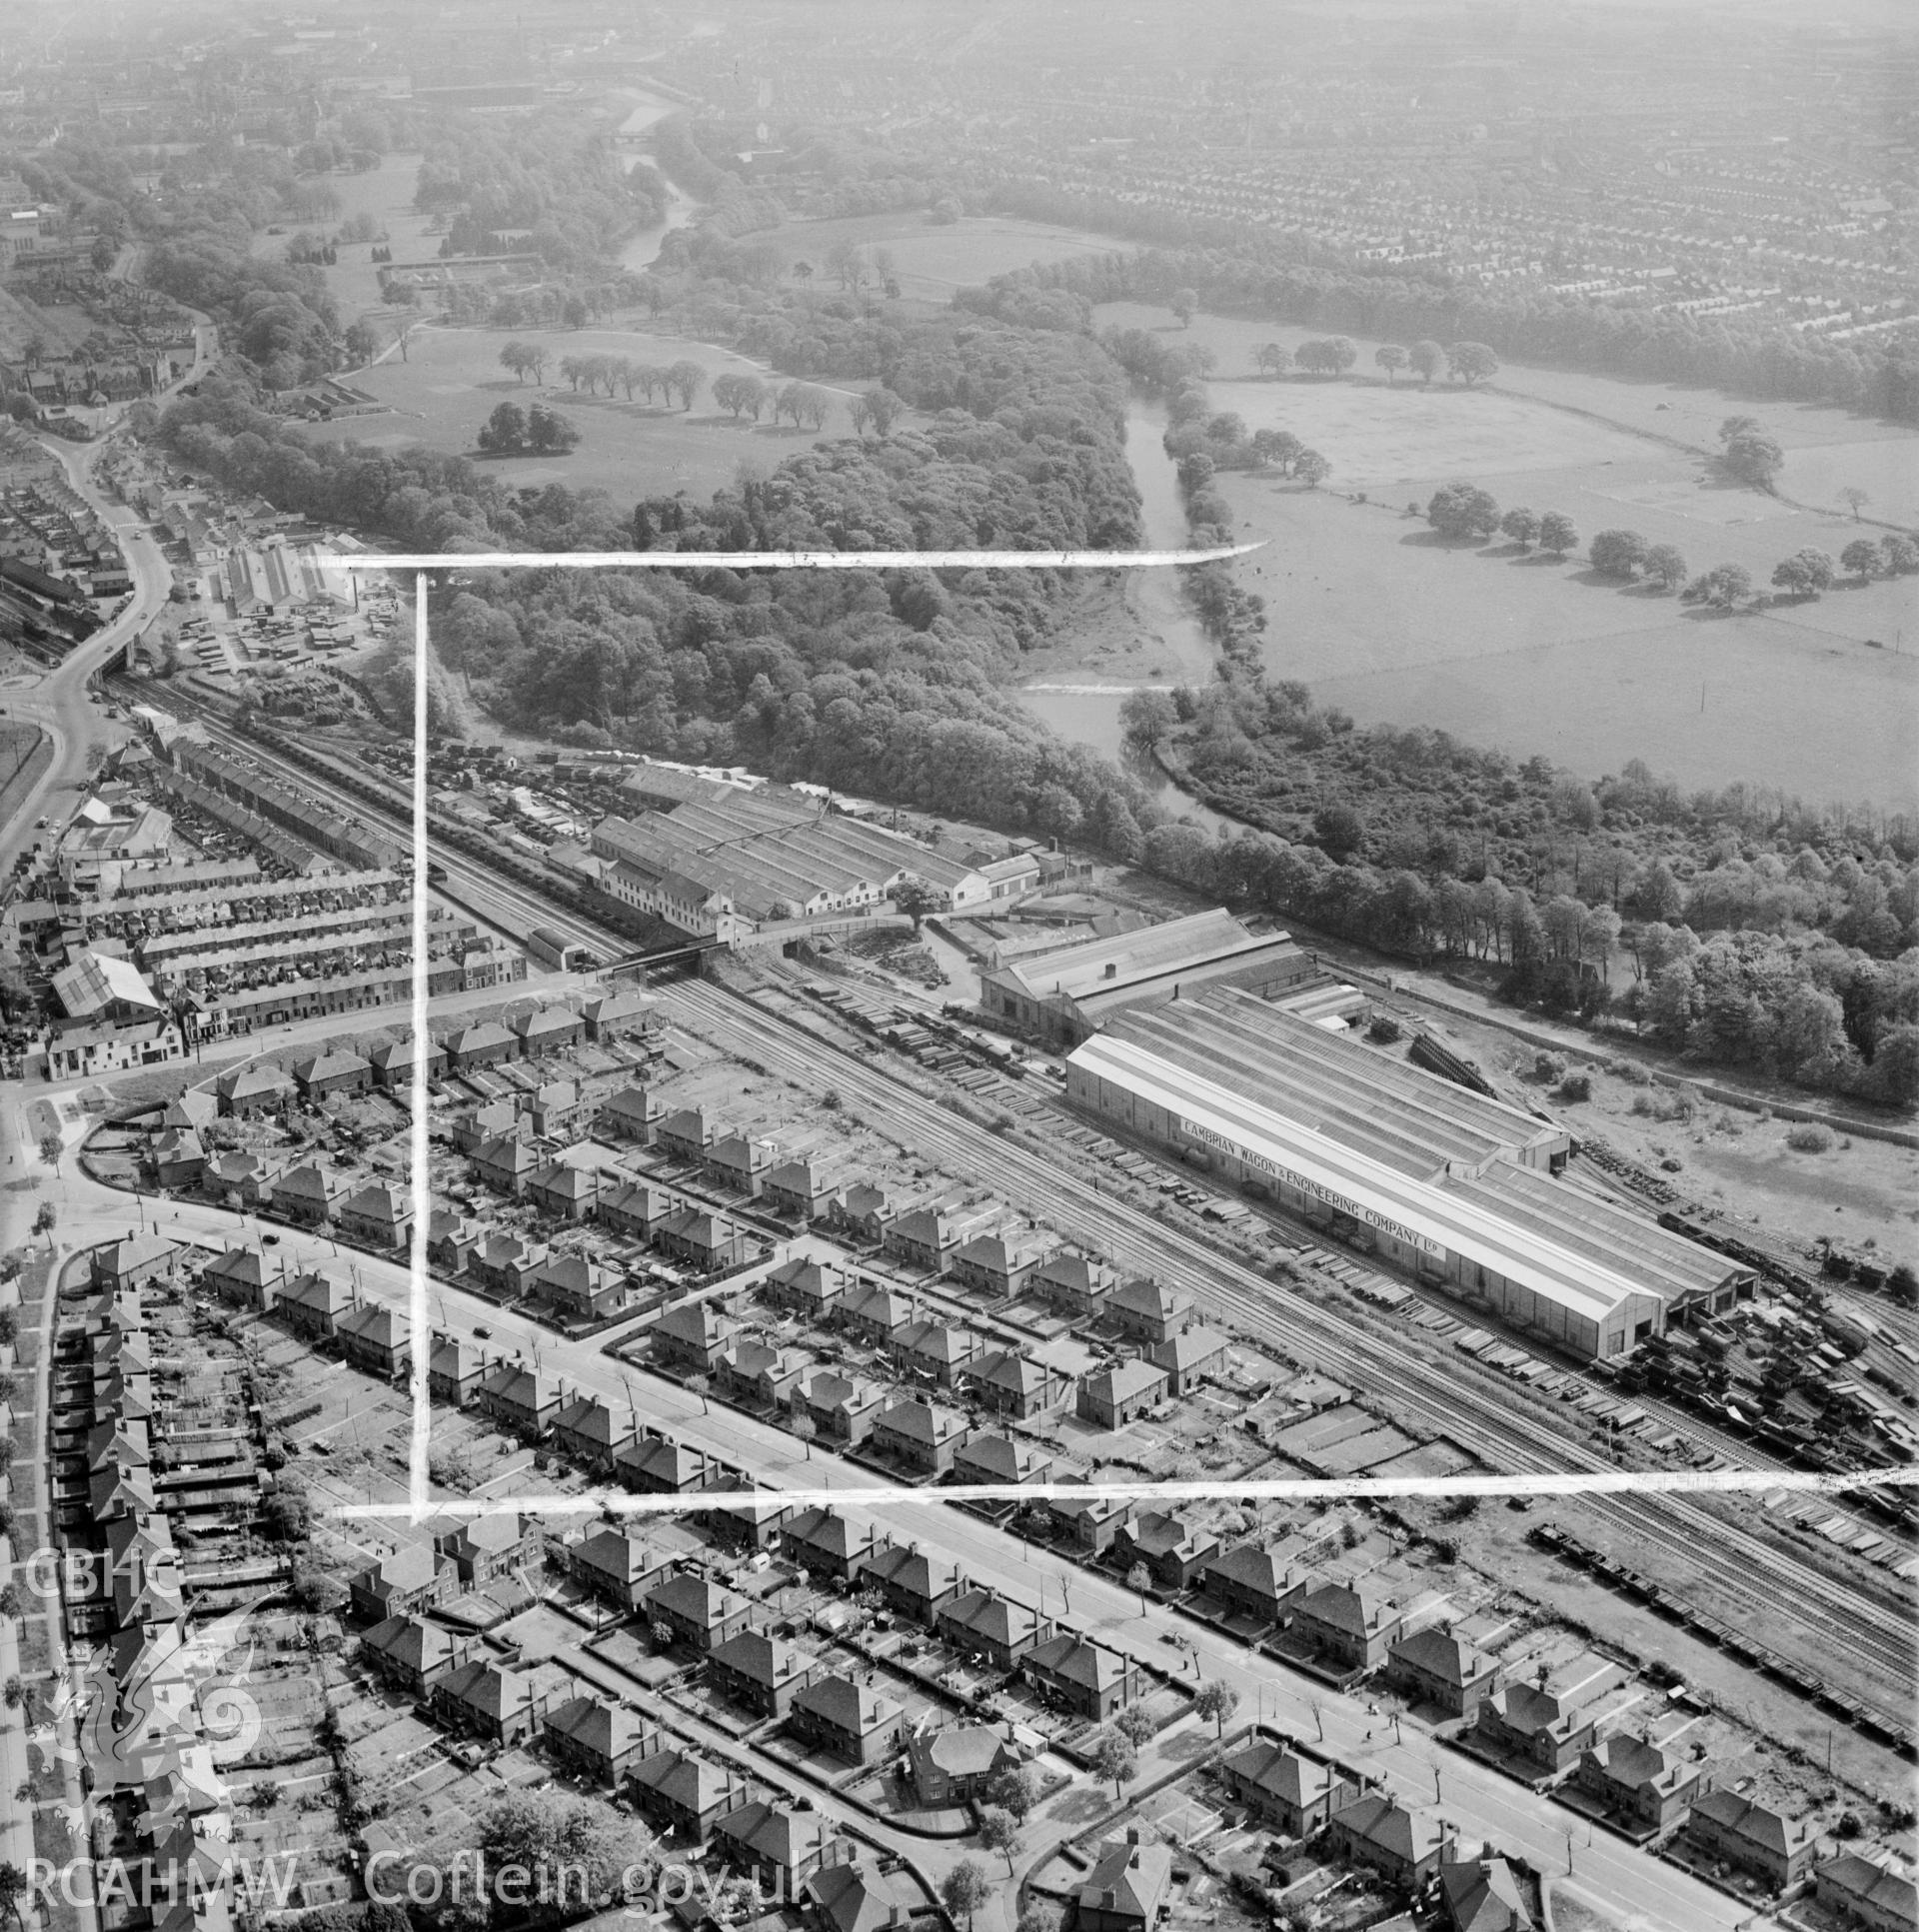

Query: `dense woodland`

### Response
(120, 107, 1919, 1106)
(1071, 277, 1919, 1107)
(156, 294, 1163, 857)
(413, 119, 668, 271)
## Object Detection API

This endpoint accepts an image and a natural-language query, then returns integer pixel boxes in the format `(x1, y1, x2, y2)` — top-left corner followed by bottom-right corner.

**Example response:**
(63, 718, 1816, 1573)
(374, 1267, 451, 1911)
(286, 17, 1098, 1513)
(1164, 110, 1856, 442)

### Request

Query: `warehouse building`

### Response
(591, 777, 1028, 939)
(978, 909, 1357, 1046)
(1066, 990, 1753, 1360)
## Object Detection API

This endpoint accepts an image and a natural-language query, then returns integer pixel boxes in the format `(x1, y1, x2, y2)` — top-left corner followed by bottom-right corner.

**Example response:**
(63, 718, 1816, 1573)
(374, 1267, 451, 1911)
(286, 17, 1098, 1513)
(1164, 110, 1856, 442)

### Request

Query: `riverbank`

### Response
(1015, 400, 1218, 759)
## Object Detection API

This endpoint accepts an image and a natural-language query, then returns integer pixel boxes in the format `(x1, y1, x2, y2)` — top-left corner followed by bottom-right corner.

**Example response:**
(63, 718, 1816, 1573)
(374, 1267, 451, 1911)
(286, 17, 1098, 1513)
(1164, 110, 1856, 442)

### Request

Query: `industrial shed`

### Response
(977, 908, 1342, 1045)
(1066, 993, 1754, 1360)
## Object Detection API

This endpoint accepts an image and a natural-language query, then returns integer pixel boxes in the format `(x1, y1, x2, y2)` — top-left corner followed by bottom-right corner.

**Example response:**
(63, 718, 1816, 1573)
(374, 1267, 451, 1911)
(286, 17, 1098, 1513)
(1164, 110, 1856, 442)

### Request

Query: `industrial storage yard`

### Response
(6, 665, 1915, 1932)
(0, 9, 1915, 1932)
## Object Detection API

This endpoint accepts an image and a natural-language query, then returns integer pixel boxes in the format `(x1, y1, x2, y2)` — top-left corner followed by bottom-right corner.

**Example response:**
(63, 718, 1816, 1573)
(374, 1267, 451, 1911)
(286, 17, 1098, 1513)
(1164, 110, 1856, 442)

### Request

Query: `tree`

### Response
(1589, 529, 1649, 579)
(1426, 482, 1500, 540)
(1839, 486, 1870, 520)
(1125, 1561, 1152, 1612)
(525, 405, 579, 454)
(1880, 533, 1919, 574)
(1314, 801, 1366, 863)
(826, 241, 869, 291)
(263, 1480, 310, 1542)
(666, 360, 704, 411)
(1294, 450, 1330, 489)
(0, 1584, 20, 1623)
(0, 1863, 28, 1932)
(1446, 341, 1498, 386)
(1841, 538, 1882, 581)
(977, 1808, 1019, 1876)
(562, 296, 589, 330)
(1682, 562, 1754, 610)
(1111, 1704, 1157, 1749)
(1091, 1730, 1138, 1800)
(1254, 343, 1290, 377)
(1119, 689, 1179, 749)
(713, 373, 767, 421)
(1192, 1679, 1240, 1737)
(1538, 511, 1578, 556)
(1250, 428, 1302, 472)
(687, 1373, 710, 1414)
(1499, 508, 1539, 549)
(1409, 339, 1444, 384)
(477, 1791, 645, 1928)
(1016, 1906, 1060, 1932)
(31, 1202, 54, 1239)
(983, 1765, 1040, 1824)
(37, 1132, 60, 1169)
(1375, 344, 1409, 384)
(1770, 548, 1836, 599)
(1643, 544, 1688, 591)
(1296, 336, 1356, 376)
(1169, 288, 1197, 328)
(343, 321, 379, 366)
(941, 1862, 992, 1932)
(90, 235, 118, 274)
(477, 401, 528, 455)
(893, 880, 940, 931)
(1723, 428, 1784, 488)
(791, 1413, 817, 1460)
(851, 387, 906, 439)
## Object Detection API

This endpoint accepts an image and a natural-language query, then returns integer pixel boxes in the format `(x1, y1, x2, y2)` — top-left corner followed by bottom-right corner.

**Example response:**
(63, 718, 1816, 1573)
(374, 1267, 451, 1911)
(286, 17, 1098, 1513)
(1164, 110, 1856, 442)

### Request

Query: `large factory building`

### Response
(1066, 989, 1755, 1360)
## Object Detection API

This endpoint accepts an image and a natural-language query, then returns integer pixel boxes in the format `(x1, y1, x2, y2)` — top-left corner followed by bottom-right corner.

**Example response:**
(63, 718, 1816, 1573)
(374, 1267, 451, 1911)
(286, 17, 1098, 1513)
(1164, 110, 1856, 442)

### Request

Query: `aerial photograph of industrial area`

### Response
(0, 4, 1914, 1932)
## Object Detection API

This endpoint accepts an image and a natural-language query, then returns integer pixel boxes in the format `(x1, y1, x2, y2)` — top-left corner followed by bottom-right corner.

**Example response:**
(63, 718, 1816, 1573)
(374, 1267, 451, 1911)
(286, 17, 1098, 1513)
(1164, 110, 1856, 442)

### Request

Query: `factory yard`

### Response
(40, 934, 1917, 1932)
(21, 770, 1919, 1932)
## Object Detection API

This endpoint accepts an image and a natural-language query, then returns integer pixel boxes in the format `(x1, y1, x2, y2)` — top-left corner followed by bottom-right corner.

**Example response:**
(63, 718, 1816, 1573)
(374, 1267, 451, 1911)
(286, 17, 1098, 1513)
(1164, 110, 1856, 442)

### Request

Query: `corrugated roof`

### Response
(1108, 988, 1562, 1181)
(1071, 1032, 1666, 1330)
(989, 909, 1269, 1001)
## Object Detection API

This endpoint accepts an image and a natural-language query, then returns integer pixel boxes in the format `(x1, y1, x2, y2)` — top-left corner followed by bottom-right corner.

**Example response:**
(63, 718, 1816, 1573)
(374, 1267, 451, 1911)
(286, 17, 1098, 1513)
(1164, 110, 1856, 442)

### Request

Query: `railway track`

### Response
(143, 694, 620, 956)
(667, 977, 1918, 1713)
(117, 696, 1915, 1708)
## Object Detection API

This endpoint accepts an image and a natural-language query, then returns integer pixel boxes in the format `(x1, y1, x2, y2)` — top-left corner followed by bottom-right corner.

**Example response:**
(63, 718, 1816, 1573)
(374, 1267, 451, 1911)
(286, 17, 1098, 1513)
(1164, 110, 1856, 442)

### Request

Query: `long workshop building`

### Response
(1067, 989, 1754, 1360)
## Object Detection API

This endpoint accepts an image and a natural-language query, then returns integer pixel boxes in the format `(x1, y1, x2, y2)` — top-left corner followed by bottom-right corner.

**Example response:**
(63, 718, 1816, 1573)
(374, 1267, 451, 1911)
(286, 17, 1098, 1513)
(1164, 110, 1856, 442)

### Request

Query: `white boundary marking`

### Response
(332, 544, 1912, 1530)
(407, 572, 434, 1516)
(339, 1463, 1919, 1523)
(318, 544, 1262, 572)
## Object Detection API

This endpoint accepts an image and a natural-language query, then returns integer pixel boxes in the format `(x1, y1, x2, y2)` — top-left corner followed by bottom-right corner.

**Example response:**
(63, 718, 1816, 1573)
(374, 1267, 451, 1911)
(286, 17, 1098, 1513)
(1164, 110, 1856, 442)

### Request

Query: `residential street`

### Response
(10, 1071, 1766, 1932)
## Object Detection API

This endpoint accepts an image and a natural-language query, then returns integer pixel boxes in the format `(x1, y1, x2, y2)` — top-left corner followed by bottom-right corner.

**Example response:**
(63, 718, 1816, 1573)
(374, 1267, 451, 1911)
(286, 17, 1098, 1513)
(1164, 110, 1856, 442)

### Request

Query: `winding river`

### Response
(1019, 401, 1233, 832)
(615, 89, 697, 271)
(611, 97, 1227, 833)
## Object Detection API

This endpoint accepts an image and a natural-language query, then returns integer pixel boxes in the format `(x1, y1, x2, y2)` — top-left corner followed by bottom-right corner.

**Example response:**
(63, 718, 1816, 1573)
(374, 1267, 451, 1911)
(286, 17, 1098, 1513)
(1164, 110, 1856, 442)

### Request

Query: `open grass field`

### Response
(1209, 369, 1654, 491)
(298, 322, 841, 499)
(744, 212, 1126, 301)
(1089, 301, 1917, 483)
(1075, 291, 1919, 807)
(252, 151, 437, 328)
(1221, 469, 1919, 807)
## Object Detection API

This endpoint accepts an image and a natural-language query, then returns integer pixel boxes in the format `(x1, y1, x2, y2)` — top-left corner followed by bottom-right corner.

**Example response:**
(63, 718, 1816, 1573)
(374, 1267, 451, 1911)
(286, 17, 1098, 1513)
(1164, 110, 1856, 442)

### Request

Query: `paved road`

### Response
(0, 300, 217, 875)
(0, 1073, 97, 1919)
(0, 440, 173, 876)
(19, 1104, 1769, 1932)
